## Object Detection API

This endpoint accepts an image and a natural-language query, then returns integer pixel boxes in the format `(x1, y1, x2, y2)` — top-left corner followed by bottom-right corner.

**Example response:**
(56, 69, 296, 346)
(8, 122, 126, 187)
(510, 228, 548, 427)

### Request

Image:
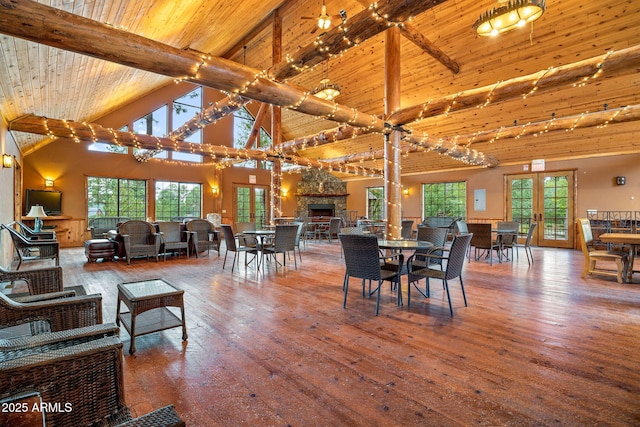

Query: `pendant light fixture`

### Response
(473, 0, 546, 37)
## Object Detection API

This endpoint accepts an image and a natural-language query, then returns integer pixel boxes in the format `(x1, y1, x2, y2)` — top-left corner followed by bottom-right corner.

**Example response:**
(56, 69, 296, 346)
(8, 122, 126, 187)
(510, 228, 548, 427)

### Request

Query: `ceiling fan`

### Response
(301, 1, 346, 33)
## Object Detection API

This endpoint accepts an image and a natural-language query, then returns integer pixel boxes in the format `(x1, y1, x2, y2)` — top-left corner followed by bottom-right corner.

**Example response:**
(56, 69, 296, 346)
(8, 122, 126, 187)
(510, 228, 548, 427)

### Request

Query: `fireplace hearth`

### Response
(308, 204, 335, 217)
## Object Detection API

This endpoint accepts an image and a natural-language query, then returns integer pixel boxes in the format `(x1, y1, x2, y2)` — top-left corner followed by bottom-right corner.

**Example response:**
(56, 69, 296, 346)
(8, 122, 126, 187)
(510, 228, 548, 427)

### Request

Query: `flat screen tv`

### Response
(25, 189, 62, 216)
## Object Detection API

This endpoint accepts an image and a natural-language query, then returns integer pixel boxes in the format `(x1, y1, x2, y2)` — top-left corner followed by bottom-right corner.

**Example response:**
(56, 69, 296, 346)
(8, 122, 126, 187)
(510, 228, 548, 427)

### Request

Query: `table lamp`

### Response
(27, 204, 47, 232)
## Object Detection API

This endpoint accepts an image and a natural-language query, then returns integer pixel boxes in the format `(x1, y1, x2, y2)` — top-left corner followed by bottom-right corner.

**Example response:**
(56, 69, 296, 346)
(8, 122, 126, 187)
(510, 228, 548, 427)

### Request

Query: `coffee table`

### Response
(116, 278, 187, 354)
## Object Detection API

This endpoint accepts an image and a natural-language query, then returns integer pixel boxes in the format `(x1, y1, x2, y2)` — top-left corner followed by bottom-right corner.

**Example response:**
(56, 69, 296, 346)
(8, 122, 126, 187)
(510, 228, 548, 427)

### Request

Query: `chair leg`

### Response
(343, 276, 349, 308)
(223, 249, 229, 269)
(375, 280, 382, 316)
(459, 276, 468, 307)
(443, 279, 454, 317)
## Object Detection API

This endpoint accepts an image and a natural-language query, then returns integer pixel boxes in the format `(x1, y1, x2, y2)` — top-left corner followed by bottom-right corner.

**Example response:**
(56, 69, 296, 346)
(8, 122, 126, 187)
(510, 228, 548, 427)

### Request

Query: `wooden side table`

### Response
(116, 278, 187, 354)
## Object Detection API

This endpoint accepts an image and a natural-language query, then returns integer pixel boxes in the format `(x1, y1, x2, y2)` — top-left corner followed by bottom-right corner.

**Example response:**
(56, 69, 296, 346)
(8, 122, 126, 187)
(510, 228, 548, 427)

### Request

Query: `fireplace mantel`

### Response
(297, 193, 349, 197)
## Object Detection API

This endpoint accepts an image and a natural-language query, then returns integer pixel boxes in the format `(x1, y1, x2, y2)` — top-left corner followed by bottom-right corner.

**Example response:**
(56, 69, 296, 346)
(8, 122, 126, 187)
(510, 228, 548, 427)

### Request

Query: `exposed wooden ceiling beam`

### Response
(7, 115, 381, 176)
(388, 45, 640, 126)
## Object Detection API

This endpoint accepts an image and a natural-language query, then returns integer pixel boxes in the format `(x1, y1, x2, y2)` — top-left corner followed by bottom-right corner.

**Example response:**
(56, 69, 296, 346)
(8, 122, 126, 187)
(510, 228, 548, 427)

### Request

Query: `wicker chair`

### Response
(466, 223, 501, 264)
(317, 217, 342, 243)
(220, 224, 258, 272)
(14, 220, 56, 240)
(576, 218, 628, 283)
(0, 266, 64, 295)
(118, 220, 161, 264)
(401, 219, 414, 239)
(412, 226, 449, 270)
(1, 224, 60, 270)
(512, 222, 538, 265)
(187, 219, 220, 256)
(407, 233, 472, 317)
(496, 221, 520, 260)
(157, 221, 190, 260)
(0, 291, 103, 334)
(88, 216, 130, 239)
(339, 233, 403, 316)
(261, 224, 299, 271)
(0, 324, 184, 427)
(292, 221, 305, 262)
(235, 222, 258, 248)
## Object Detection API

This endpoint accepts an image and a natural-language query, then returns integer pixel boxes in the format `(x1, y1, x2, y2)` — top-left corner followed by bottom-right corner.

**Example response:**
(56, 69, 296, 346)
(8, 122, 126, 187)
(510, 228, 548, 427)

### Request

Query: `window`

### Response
(422, 181, 467, 219)
(88, 125, 129, 154)
(172, 87, 203, 163)
(366, 187, 384, 220)
(133, 105, 168, 159)
(155, 181, 202, 221)
(87, 177, 147, 219)
(233, 107, 272, 168)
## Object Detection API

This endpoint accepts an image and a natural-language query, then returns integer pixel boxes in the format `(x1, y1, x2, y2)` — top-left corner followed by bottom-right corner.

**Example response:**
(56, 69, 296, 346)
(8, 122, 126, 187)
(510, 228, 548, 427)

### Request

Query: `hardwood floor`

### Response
(15, 242, 640, 426)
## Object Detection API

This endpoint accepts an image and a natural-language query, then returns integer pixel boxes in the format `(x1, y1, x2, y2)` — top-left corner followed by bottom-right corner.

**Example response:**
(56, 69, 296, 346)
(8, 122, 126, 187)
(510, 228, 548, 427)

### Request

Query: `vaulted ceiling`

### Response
(1, 0, 639, 178)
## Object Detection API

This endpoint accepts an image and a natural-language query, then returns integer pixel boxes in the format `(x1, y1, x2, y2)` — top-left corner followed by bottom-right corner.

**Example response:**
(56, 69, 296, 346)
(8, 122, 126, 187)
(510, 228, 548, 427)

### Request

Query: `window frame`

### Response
(87, 177, 147, 219)
(421, 181, 467, 220)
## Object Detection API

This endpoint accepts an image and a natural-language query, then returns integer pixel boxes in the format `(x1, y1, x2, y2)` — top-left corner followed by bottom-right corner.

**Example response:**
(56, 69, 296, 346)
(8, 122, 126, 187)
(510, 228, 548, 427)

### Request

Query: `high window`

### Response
(87, 177, 147, 219)
(155, 181, 202, 221)
(366, 187, 384, 220)
(233, 107, 272, 168)
(88, 125, 129, 154)
(172, 87, 203, 163)
(133, 105, 168, 159)
(422, 181, 467, 219)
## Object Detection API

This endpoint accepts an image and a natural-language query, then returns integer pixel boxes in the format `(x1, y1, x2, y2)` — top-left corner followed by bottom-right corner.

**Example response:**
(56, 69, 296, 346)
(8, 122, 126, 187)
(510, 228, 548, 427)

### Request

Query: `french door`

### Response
(233, 184, 269, 229)
(506, 171, 576, 248)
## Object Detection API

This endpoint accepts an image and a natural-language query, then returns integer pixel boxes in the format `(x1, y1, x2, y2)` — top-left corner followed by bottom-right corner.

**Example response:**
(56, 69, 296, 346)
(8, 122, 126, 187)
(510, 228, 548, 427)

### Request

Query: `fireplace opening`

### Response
(308, 203, 335, 218)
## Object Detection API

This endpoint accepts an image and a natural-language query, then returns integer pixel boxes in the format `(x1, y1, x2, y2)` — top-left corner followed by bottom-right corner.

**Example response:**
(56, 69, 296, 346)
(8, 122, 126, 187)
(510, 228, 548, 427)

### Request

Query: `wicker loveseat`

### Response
(88, 216, 131, 239)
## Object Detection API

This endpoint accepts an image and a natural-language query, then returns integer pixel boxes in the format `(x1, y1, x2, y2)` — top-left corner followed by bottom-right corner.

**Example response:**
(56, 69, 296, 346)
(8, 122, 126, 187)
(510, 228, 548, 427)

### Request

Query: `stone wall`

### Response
(295, 170, 347, 215)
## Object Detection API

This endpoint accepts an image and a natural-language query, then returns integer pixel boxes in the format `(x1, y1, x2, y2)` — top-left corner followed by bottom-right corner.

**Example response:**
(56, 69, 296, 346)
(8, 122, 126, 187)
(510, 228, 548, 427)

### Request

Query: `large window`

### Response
(366, 187, 384, 220)
(133, 105, 168, 159)
(87, 177, 147, 219)
(233, 107, 272, 168)
(422, 181, 467, 219)
(155, 181, 202, 221)
(172, 87, 203, 163)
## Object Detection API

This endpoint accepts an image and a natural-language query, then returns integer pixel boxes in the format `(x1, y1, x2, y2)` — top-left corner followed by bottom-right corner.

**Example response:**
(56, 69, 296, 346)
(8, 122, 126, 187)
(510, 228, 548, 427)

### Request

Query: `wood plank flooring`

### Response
(12, 242, 640, 426)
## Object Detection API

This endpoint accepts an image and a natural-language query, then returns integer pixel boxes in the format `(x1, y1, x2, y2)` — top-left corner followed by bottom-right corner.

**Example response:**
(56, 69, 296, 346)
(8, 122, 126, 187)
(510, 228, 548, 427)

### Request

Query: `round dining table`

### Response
(377, 239, 433, 251)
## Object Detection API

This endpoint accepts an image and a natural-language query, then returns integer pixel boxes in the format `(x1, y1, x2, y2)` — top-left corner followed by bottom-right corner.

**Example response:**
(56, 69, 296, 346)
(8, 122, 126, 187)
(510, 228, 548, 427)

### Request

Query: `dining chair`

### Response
(576, 218, 628, 283)
(512, 222, 538, 265)
(292, 221, 305, 262)
(414, 226, 449, 270)
(407, 233, 472, 317)
(496, 221, 520, 260)
(317, 217, 342, 243)
(401, 219, 414, 239)
(466, 223, 501, 264)
(338, 233, 404, 316)
(118, 220, 162, 264)
(235, 221, 258, 249)
(220, 224, 258, 272)
(261, 224, 299, 271)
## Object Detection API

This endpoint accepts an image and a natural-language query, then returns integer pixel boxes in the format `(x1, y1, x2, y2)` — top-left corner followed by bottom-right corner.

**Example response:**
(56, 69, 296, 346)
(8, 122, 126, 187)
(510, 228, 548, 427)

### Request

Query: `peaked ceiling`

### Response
(1, 0, 639, 177)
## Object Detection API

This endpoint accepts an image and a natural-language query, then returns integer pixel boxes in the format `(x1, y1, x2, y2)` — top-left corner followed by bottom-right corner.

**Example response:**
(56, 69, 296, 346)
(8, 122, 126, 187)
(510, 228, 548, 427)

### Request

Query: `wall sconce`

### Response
(616, 176, 626, 185)
(211, 186, 219, 195)
(45, 179, 55, 188)
(281, 188, 288, 198)
(2, 154, 12, 168)
(402, 188, 409, 196)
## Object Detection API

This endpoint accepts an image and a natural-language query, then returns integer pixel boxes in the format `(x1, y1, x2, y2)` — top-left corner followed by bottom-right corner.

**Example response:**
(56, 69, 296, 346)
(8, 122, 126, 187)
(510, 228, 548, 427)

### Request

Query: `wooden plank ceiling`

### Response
(1, 0, 639, 177)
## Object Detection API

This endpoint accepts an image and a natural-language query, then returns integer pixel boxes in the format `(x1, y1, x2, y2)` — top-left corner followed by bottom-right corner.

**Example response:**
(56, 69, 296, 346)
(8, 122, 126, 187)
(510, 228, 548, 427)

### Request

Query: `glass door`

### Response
(233, 184, 269, 229)
(506, 171, 575, 248)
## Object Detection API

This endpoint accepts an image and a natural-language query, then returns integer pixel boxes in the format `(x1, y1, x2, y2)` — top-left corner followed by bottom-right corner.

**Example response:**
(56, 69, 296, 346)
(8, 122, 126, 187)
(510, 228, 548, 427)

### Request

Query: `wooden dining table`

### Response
(599, 232, 640, 283)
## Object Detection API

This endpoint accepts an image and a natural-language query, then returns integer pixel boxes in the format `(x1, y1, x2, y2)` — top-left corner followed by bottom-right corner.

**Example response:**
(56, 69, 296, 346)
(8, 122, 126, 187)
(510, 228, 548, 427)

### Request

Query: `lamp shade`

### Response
(27, 205, 47, 218)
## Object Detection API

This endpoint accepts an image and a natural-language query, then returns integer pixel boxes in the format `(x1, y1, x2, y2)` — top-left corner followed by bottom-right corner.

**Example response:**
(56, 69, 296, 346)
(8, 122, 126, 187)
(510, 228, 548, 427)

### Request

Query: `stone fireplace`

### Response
(295, 170, 348, 217)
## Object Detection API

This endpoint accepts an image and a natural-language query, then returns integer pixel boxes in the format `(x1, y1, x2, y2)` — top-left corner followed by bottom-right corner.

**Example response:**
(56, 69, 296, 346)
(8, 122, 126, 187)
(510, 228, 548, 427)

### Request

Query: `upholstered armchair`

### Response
(118, 220, 161, 264)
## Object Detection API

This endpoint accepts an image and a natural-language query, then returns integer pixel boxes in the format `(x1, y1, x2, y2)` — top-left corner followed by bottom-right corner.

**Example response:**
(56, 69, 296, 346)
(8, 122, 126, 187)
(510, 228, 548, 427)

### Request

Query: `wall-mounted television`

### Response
(25, 189, 63, 216)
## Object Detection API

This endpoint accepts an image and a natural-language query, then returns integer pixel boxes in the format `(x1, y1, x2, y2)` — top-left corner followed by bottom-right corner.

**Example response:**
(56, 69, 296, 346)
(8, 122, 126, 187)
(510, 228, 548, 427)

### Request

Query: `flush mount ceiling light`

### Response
(311, 78, 341, 100)
(473, 0, 546, 37)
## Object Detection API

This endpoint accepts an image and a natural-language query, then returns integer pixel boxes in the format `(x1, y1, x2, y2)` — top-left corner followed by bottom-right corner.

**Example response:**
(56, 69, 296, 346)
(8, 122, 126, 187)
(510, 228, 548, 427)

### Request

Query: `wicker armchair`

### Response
(0, 265, 64, 295)
(157, 221, 190, 260)
(261, 224, 299, 271)
(0, 324, 184, 427)
(407, 233, 472, 317)
(88, 216, 131, 239)
(14, 220, 56, 240)
(118, 220, 161, 264)
(187, 219, 220, 256)
(339, 233, 403, 316)
(1, 224, 60, 270)
(467, 223, 501, 264)
(0, 290, 103, 334)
